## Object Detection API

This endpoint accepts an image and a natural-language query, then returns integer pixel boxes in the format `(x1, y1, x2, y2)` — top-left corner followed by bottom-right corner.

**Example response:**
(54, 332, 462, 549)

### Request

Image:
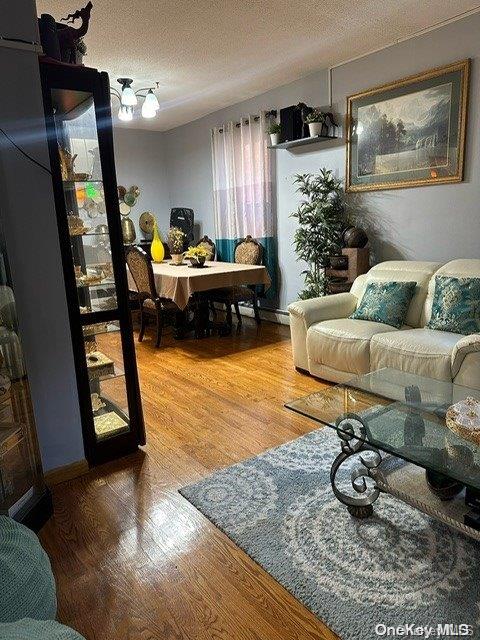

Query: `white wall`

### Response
(328, 16, 480, 265)
(162, 71, 331, 310)
(155, 12, 480, 311)
(113, 128, 171, 238)
(0, 2, 84, 471)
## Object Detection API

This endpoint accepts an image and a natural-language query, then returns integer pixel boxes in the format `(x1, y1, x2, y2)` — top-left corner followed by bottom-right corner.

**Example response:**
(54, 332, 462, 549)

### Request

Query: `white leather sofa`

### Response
(288, 259, 480, 390)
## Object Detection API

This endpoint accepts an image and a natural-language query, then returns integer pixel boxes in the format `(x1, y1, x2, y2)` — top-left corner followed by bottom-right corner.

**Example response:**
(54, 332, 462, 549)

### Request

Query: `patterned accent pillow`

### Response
(350, 281, 417, 328)
(427, 276, 480, 335)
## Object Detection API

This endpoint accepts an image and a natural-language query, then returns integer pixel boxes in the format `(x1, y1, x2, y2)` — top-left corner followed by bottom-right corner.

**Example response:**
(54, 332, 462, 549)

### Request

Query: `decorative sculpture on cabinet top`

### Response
(38, 2, 93, 65)
(58, 2, 93, 64)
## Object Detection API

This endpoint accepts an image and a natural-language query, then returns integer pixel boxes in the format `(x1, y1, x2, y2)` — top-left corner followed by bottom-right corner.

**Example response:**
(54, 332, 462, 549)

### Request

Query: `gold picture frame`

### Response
(346, 59, 470, 192)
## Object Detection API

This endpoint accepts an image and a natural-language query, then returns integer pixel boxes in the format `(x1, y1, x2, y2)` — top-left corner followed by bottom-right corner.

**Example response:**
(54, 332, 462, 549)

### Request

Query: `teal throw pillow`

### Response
(350, 281, 416, 328)
(0, 619, 86, 640)
(0, 516, 56, 623)
(427, 276, 480, 335)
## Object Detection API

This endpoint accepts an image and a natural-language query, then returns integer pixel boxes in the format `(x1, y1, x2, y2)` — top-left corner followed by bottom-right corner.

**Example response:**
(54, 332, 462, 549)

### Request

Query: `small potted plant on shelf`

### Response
(304, 109, 326, 137)
(184, 245, 210, 268)
(267, 121, 282, 146)
(167, 226, 186, 264)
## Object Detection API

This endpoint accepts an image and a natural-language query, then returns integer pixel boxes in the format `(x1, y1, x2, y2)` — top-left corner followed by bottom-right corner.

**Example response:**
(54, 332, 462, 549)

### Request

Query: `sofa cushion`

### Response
(350, 281, 416, 328)
(423, 259, 480, 326)
(307, 319, 399, 376)
(427, 276, 480, 335)
(350, 261, 442, 328)
(370, 328, 463, 381)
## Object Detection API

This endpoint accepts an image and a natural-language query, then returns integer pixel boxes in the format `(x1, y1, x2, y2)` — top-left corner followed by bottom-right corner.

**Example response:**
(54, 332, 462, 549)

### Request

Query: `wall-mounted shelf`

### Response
(268, 134, 339, 150)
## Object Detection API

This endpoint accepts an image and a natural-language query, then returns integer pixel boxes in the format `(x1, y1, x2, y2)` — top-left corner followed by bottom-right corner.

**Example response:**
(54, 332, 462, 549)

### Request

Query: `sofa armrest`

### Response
(288, 293, 358, 371)
(288, 293, 358, 328)
(451, 334, 480, 378)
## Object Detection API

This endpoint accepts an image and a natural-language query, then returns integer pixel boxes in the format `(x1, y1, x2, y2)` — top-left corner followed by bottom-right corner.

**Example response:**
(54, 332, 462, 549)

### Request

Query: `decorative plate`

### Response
(124, 192, 137, 207)
(139, 211, 155, 233)
(129, 185, 140, 198)
(117, 185, 126, 200)
(119, 201, 131, 216)
(446, 396, 480, 445)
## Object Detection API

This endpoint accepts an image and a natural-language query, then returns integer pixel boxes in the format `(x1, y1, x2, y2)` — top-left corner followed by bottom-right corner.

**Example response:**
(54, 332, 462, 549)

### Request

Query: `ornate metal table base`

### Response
(330, 415, 385, 519)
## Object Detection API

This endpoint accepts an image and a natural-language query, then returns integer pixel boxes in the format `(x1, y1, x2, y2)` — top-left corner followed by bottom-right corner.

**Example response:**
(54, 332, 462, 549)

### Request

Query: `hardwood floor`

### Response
(39, 318, 338, 640)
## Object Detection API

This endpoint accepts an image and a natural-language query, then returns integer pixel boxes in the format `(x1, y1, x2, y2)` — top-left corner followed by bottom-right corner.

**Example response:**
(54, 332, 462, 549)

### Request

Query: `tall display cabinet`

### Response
(40, 60, 145, 466)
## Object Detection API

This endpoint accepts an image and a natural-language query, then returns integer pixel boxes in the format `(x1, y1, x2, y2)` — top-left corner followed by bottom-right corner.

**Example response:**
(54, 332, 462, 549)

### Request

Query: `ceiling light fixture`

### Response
(111, 79, 160, 121)
(118, 105, 133, 122)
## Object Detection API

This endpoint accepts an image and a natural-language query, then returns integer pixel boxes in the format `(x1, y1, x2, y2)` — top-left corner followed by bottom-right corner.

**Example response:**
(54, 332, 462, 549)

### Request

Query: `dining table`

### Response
(127, 259, 271, 310)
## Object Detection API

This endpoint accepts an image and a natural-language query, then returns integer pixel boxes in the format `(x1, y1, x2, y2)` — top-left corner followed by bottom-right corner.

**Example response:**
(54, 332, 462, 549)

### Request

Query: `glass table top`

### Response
(285, 368, 480, 491)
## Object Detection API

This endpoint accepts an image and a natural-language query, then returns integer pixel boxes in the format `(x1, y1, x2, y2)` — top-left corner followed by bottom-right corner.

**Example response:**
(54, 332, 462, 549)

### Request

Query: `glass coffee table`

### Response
(286, 368, 480, 540)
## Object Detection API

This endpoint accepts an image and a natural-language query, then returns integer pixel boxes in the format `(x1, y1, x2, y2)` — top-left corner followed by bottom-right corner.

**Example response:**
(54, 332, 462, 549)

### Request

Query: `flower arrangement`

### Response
(304, 109, 325, 124)
(184, 245, 210, 267)
(167, 226, 185, 254)
(184, 245, 210, 259)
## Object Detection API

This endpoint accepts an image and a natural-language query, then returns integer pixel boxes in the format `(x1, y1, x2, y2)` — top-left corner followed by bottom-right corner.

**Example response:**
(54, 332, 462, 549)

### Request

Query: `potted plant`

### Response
(267, 121, 282, 146)
(167, 226, 186, 264)
(290, 168, 346, 298)
(304, 109, 325, 137)
(184, 245, 210, 268)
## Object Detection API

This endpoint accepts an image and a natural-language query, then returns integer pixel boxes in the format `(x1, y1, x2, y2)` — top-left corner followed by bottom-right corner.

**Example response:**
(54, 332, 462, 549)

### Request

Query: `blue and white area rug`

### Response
(180, 428, 480, 640)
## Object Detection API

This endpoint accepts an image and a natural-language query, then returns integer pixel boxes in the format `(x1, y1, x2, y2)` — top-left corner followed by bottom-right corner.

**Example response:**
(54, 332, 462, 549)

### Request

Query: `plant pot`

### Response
(188, 256, 206, 268)
(170, 253, 184, 265)
(308, 122, 323, 137)
(270, 133, 281, 146)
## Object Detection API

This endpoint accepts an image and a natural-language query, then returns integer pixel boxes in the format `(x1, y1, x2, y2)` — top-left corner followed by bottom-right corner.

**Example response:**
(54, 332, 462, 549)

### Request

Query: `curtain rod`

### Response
(217, 109, 277, 133)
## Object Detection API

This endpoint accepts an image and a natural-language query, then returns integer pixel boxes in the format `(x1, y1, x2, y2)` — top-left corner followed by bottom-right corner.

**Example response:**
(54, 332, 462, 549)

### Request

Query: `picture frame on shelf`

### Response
(346, 59, 470, 192)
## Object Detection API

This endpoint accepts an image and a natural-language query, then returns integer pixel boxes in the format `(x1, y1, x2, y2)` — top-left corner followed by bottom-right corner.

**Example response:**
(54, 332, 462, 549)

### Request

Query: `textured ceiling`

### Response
(36, 0, 479, 131)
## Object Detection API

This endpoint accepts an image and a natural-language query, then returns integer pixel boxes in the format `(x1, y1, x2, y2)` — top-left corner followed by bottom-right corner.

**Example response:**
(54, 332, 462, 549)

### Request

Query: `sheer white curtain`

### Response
(211, 113, 277, 297)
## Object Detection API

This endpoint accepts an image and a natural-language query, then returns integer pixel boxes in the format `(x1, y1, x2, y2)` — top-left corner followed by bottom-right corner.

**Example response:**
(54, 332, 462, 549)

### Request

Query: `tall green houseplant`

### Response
(291, 168, 345, 299)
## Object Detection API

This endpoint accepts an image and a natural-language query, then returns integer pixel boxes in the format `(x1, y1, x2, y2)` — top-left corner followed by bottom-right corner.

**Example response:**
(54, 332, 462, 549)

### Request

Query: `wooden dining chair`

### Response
(210, 235, 263, 327)
(125, 246, 179, 347)
(196, 235, 216, 261)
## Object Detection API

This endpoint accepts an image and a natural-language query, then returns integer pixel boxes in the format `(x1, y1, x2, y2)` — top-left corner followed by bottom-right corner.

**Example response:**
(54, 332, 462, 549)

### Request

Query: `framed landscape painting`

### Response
(346, 59, 470, 192)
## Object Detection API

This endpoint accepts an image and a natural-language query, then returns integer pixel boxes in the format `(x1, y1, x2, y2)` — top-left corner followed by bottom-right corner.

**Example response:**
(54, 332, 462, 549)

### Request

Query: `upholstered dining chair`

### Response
(210, 235, 263, 327)
(196, 235, 216, 261)
(125, 246, 179, 347)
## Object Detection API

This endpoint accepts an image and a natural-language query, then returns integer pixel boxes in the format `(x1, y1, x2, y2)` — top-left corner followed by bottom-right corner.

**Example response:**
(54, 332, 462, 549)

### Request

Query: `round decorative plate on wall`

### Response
(119, 201, 131, 216)
(139, 211, 155, 234)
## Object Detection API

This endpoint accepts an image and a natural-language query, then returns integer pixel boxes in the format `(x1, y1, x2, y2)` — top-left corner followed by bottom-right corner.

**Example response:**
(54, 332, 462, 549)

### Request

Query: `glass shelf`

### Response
(91, 367, 125, 384)
(63, 179, 104, 185)
(82, 321, 120, 337)
(75, 279, 115, 290)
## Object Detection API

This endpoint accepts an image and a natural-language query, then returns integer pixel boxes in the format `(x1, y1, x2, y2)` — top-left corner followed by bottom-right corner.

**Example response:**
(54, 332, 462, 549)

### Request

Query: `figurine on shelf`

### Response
(67, 213, 90, 236)
(58, 145, 77, 181)
(322, 112, 339, 137)
(91, 393, 106, 413)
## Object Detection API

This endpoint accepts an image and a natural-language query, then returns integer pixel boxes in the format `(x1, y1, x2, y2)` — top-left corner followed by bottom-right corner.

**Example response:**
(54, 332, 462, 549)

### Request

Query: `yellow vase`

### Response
(150, 221, 165, 263)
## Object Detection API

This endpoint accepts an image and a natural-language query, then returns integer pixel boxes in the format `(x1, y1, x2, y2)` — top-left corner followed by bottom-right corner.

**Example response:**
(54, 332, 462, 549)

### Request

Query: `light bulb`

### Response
(141, 102, 156, 119)
(143, 89, 160, 112)
(118, 106, 133, 122)
(121, 86, 137, 106)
